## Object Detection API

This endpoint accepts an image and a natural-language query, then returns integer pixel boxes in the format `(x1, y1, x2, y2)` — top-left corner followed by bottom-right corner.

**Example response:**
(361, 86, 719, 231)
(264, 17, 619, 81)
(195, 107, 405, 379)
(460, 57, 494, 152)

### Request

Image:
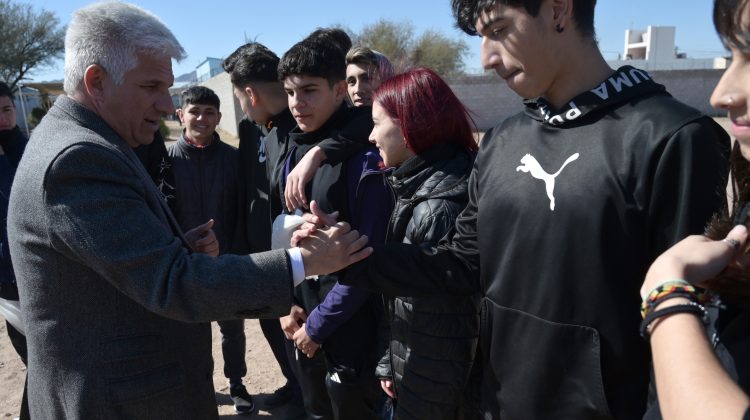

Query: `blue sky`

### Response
(23, 0, 726, 83)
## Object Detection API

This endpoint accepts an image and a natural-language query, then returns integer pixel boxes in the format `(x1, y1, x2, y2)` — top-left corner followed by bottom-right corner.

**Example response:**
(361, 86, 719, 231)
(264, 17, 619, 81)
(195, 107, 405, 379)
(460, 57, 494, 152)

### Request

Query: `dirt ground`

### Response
(0, 318, 294, 418)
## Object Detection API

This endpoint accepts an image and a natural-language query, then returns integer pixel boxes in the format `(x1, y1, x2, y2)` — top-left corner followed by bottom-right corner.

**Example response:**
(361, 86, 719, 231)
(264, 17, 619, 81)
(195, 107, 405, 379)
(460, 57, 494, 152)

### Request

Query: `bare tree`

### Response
(0, 0, 65, 91)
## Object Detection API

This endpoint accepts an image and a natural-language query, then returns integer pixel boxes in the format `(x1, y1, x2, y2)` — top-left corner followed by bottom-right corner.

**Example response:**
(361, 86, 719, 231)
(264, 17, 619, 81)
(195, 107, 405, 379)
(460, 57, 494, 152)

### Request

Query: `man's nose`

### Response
(480, 37, 501, 70)
(155, 92, 173, 115)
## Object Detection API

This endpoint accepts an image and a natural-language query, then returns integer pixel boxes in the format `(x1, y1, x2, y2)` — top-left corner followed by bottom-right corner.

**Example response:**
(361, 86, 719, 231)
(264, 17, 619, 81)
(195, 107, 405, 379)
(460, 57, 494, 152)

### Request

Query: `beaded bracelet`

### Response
(640, 279, 699, 319)
(639, 301, 707, 340)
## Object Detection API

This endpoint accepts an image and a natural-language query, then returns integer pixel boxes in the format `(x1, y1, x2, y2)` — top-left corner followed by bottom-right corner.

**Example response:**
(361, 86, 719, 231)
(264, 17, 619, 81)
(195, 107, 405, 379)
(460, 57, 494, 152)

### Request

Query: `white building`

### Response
(608, 25, 728, 71)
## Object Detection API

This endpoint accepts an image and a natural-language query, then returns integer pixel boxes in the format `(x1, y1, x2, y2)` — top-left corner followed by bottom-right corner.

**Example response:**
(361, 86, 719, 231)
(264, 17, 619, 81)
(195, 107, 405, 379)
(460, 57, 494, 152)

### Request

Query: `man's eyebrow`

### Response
(478, 14, 505, 33)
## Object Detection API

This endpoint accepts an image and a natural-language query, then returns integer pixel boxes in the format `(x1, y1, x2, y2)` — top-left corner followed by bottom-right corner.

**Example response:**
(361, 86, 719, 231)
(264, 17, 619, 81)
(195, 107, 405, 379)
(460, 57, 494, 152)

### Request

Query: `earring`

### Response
(555, 24, 564, 33)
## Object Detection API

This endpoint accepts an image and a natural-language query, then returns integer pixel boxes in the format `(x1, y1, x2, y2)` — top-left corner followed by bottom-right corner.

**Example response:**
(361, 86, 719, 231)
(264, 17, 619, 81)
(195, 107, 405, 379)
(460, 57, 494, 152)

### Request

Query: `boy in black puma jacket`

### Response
(338, 1, 731, 419)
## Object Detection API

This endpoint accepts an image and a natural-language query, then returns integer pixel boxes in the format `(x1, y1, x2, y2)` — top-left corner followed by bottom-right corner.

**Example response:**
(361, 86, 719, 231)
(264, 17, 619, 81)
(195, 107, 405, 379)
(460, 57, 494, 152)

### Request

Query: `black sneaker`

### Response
(264, 383, 294, 408)
(229, 385, 256, 414)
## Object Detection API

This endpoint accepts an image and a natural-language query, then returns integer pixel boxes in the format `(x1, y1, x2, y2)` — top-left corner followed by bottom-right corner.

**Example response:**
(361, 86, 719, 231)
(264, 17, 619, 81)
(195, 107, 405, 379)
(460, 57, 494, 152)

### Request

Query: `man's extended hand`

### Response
(298, 219, 372, 276)
(184, 219, 219, 257)
(284, 146, 327, 211)
(291, 200, 339, 247)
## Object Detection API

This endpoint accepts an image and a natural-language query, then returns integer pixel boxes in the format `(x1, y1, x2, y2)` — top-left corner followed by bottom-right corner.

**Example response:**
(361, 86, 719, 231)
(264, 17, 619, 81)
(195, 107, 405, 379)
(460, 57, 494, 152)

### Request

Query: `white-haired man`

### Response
(6, 2, 370, 419)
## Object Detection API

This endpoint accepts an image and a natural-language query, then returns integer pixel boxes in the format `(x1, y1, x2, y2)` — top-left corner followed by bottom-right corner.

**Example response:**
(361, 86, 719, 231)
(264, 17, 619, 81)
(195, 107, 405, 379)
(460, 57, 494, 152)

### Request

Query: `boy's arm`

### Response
(645, 117, 730, 258)
(302, 148, 391, 343)
(304, 281, 372, 344)
(341, 159, 482, 297)
(284, 107, 373, 211)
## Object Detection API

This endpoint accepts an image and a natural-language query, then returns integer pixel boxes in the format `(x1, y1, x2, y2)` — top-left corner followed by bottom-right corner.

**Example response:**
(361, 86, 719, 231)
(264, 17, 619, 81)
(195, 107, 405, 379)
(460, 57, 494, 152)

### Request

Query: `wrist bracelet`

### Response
(640, 279, 699, 319)
(639, 301, 706, 340)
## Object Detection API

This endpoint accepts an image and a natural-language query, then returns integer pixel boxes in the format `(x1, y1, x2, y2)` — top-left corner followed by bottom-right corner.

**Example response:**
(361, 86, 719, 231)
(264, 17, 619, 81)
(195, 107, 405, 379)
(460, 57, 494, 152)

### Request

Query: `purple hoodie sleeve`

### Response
(305, 148, 392, 343)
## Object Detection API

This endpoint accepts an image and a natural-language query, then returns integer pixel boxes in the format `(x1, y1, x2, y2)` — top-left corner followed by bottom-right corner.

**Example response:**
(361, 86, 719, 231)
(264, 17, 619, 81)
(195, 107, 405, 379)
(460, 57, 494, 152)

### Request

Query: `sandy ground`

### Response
(0, 318, 294, 418)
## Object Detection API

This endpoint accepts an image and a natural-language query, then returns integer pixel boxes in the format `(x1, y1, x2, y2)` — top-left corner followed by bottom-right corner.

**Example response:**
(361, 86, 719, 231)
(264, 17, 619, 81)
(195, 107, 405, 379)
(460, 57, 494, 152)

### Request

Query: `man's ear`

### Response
(334, 80, 347, 102)
(550, 0, 572, 31)
(176, 108, 185, 124)
(82, 64, 107, 104)
(217, 111, 222, 124)
(245, 86, 258, 107)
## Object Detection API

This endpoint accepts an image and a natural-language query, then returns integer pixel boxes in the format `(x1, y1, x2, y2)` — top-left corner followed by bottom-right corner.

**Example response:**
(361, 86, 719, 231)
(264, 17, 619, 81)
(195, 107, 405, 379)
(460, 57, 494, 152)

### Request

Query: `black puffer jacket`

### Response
(376, 143, 480, 420)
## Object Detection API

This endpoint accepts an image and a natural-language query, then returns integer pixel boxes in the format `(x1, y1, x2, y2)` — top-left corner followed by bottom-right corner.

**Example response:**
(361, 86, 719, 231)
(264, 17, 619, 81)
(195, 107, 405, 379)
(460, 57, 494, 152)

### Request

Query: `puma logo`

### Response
(516, 153, 580, 211)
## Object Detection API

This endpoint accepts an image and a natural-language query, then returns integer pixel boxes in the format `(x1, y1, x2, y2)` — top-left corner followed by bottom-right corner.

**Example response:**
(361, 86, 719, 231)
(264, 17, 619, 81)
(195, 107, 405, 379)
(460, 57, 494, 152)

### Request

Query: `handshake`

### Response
(274, 200, 372, 277)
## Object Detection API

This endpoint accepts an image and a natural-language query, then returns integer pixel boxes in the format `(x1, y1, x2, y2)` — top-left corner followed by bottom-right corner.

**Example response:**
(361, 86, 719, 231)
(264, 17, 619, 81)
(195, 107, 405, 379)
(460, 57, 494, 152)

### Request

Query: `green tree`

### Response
(0, 0, 65, 90)
(411, 30, 468, 76)
(352, 19, 468, 76)
(354, 19, 413, 71)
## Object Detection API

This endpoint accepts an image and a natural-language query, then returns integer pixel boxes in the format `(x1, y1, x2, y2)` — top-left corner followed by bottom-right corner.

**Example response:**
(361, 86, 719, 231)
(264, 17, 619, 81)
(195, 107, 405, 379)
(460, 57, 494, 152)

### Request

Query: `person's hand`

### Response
(641, 224, 749, 299)
(280, 305, 307, 339)
(293, 323, 320, 358)
(298, 219, 371, 276)
(290, 201, 339, 247)
(285, 147, 327, 211)
(380, 378, 396, 398)
(184, 219, 219, 257)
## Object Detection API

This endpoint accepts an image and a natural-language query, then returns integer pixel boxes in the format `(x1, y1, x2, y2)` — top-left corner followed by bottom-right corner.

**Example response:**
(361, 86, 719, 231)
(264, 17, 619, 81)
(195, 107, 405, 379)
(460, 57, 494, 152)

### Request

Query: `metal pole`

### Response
(17, 83, 30, 137)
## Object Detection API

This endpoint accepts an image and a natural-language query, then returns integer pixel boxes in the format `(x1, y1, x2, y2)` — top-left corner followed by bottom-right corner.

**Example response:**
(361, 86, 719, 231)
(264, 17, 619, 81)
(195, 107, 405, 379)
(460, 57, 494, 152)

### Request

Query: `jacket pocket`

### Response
(483, 300, 612, 420)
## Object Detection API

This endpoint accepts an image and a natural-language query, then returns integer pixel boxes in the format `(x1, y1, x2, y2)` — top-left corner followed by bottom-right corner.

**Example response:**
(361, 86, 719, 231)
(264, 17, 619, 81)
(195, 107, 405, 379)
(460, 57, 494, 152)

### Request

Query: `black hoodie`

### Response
(344, 66, 730, 419)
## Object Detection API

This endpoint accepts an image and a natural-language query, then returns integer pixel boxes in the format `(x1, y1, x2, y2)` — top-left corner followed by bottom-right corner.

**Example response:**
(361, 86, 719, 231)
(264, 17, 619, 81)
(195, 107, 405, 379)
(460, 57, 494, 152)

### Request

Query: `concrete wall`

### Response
(648, 68, 725, 117)
(200, 71, 244, 138)
(203, 67, 726, 136)
(445, 68, 726, 131)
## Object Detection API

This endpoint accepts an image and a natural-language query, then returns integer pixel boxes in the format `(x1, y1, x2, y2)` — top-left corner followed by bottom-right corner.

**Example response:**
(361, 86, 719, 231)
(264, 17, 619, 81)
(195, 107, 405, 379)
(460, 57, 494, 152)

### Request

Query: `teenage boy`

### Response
(168, 86, 254, 414)
(0, 81, 29, 420)
(276, 33, 392, 419)
(222, 42, 306, 418)
(324, 0, 731, 419)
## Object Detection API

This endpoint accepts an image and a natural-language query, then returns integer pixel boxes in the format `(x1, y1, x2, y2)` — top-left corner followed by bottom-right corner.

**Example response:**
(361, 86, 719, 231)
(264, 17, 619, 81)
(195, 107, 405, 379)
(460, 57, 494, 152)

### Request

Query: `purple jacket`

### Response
(304, 148, 391, 343)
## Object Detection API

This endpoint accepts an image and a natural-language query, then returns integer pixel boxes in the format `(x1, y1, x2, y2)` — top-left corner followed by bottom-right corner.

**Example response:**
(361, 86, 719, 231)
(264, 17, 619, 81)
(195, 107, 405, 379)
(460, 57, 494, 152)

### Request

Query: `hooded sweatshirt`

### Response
(344, 66, 730, 419)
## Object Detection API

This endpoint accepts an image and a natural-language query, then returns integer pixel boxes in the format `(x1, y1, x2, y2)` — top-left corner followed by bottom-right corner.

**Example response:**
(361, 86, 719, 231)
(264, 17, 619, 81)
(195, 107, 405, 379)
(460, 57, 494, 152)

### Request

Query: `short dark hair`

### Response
(181, 85, 220, 109)
(278, 34, 346, 84)
(451, 0, 596, 39)
(0, 82, 15, 102)
(714, 0, 750, 54)
(308, 27, 352, 56)
(222, 42, 280, 87)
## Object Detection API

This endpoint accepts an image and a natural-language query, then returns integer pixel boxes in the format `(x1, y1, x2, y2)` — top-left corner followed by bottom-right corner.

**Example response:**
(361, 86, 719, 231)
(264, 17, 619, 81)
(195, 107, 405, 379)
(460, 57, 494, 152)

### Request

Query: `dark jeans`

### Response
(217, 319, 247, 386)
(220, 318, 302, 398)
(288, 306, 380, 420)
(258, 318, 301, 394)
(6, 320, 29, 420)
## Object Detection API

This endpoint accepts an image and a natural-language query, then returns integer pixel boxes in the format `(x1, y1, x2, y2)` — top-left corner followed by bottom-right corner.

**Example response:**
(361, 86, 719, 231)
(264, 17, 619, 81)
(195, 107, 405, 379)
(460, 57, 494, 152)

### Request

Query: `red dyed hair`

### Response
(372, 67, 478, 155)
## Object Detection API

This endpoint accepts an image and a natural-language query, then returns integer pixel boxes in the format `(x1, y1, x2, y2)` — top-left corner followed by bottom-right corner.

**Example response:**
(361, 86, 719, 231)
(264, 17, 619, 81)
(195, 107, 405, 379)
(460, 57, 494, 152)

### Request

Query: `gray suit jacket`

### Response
(7, 96, 293, 419)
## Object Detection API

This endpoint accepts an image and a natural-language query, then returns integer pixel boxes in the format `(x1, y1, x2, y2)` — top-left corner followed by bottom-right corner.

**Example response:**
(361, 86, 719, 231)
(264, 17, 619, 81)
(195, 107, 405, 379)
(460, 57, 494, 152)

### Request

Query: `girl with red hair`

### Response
(368, 67, 479, 419)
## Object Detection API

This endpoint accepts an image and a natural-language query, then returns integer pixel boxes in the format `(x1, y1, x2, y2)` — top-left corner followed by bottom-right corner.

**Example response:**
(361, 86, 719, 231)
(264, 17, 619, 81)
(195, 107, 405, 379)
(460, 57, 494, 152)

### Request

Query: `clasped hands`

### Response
(294, 200, 372, 277)
(280, 304, 320, 358)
